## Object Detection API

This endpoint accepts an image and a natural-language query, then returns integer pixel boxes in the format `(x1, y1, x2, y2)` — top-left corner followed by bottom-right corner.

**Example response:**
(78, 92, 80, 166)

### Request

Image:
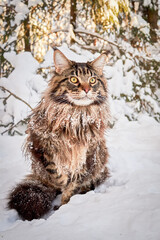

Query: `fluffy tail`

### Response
(8, 179, 56, 221)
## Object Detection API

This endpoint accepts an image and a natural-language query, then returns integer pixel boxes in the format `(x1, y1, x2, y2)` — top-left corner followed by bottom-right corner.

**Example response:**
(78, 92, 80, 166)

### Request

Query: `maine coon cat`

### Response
(8, 49, 110, 220)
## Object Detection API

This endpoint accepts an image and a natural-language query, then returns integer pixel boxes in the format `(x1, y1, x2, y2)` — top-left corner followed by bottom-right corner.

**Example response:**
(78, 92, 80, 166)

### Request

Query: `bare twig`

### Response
(0, 86, 33, 110)
(1, 117, 29, 135)
(74, 29, 121, 49)
(46, 28, 123, 50)
(50, 29, 69, 34)
(31, 27, 124, 53)
(72, 38, 101, 52)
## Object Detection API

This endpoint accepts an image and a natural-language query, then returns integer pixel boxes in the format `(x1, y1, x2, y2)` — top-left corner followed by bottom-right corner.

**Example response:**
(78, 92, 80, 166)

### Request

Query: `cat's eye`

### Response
(70, 77, 79, 84)
(89, 77, 97, 84)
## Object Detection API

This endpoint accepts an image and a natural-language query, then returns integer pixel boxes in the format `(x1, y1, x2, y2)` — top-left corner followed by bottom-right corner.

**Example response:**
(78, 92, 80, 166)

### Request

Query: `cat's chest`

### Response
(53, 134, 89, 176)
(52, 107, 102, 138)
(64, 137, 87, 165)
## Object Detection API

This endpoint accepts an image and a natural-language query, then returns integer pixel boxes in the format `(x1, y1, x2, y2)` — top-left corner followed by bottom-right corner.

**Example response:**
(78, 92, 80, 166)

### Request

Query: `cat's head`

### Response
(49, 49, 110, 107)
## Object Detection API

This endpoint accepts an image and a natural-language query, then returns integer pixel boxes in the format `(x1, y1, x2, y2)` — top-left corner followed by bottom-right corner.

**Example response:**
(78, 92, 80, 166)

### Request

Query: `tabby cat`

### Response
(8, 49, 110, 220)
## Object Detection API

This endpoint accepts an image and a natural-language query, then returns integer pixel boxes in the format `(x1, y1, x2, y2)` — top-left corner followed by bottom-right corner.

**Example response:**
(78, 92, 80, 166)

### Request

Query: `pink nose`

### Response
(83, 87, 89, 93)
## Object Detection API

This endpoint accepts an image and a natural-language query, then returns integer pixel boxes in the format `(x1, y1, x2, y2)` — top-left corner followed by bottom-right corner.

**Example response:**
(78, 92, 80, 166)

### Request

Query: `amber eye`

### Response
(89, 77, 97, 84)
(70, 77, 79, 84)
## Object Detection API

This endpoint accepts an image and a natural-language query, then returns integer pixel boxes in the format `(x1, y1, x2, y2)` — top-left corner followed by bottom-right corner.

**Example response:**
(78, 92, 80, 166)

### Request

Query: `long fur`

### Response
(8, 51, 110, 220)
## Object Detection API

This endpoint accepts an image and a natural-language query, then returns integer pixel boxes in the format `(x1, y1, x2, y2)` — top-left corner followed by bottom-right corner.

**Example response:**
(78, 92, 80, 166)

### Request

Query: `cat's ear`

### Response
(54, 49, 72, 74)
(90, 51, 110, 75)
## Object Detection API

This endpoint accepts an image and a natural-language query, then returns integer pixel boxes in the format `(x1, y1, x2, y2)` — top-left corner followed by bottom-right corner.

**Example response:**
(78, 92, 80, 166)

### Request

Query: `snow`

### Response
(0, 39, 160, 239)
(130, 13, 150, 36)
(15, 2, 29, 16)
(28, 0, 43, 8)
(0, 116, 160, 240)
(0, 52, 47, 124)
(1, 45, 159, 131)
(10, 1, 29, 25)
(143, 0, 151, 7)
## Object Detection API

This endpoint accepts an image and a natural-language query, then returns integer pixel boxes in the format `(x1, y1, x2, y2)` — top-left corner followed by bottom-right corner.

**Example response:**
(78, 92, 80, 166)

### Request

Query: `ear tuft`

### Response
(90, 51, 111, 75)
(54, 49, 72, 74)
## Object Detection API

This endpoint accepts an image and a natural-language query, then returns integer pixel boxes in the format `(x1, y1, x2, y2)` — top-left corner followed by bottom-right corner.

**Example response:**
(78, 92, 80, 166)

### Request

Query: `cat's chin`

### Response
(68, 96, 94, 106)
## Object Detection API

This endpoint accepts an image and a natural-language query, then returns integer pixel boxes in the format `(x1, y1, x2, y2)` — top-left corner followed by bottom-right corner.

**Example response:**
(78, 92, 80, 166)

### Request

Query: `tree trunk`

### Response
(147, 7, 158, 43)
(70, 0, 77, 29)
(23, 0, 30, 51)
(23, 15, 31, 52)
(143, 3, 158, 43)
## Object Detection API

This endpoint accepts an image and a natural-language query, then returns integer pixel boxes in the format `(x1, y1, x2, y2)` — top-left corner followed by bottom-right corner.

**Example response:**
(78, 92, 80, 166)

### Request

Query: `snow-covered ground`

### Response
(0, 44, 160, 239)
(0, 115, 160, 240)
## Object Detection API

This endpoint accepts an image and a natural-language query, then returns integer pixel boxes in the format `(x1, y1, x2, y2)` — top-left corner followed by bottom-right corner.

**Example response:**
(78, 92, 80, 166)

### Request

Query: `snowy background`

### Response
(0, 0, 160, 239)
(0, 45, 160, 240)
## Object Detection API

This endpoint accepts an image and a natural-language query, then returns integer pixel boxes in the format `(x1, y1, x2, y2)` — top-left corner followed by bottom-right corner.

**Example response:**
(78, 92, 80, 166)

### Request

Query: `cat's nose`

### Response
(82, 85, 90, 93)
(84, 88, 89, 93)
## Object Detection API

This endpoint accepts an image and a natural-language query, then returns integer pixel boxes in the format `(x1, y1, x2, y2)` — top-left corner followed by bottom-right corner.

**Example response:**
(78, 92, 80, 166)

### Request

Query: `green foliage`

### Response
(131, 26, 150, 44)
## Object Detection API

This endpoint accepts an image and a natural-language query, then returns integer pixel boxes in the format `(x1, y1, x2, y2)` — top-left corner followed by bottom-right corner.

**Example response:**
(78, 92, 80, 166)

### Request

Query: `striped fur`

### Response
(8, 50, 110, 220)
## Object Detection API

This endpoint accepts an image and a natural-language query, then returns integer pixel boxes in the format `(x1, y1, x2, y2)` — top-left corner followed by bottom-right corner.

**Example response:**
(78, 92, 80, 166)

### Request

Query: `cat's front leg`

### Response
(61, 182, 80, 205)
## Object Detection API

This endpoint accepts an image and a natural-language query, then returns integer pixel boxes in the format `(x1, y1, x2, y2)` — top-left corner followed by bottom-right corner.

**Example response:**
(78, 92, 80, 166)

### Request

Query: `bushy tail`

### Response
(8, 179, 56, 221)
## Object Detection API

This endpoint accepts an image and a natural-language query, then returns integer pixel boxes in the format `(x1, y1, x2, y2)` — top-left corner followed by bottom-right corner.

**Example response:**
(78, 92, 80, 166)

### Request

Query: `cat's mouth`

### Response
(68, 95, 94, 106)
